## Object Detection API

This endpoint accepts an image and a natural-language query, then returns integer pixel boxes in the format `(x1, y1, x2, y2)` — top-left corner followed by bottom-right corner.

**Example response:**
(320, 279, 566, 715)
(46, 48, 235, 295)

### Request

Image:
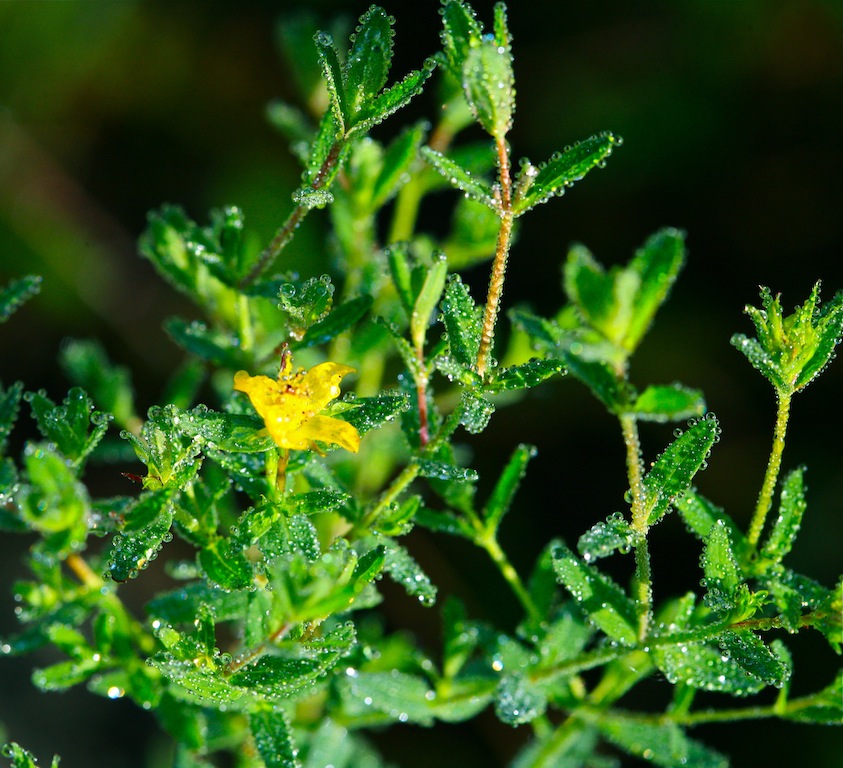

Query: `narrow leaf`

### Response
(345, 6, 393, 111)
(0, 275, 42, 323)
(761, 467, 807, 563)
(484, 359, 566, 394)
(701, 519, 741, 609)
(353, 65, 434, 135)
(441, 274, 483, 368)
(294, 295, 372, 349)
(628, 384, 705, 422)
(483, 444, 536, 532)
(314, 31, 348, 130)
(421, 147, 496, 208)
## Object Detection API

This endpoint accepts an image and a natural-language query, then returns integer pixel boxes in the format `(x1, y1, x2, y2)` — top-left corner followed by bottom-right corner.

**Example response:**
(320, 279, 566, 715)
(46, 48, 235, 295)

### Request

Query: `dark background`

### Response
(1, 0, 841, 765)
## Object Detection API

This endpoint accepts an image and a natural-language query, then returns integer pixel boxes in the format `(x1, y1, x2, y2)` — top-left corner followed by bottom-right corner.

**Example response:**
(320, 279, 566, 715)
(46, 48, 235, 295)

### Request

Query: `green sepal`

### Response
(0, 274, 42, 323)
(761, 467, 807, 564)
(60, 340, 138, 430)
(731, 283, 843, 395)
(26, 387, 111, 467)
(597, 716, 727, 768)
(164, 317, 245, 369)
(513, 133, 621, 216)
(626, 384, 705, 423)
(0, 380, 23, 455)
(345, 6, 393, 113)
(578, 512, 638, 562)
(643, 414, 720, 527)
(249, 709, 300, 768)
(551, 542, 638, 645)
(564, 228, 685, 358)
(420, 147, 496, 209)
(483, 443, 536, 533)
(484, 359, 566, 394)
(441, 274, 483, 369)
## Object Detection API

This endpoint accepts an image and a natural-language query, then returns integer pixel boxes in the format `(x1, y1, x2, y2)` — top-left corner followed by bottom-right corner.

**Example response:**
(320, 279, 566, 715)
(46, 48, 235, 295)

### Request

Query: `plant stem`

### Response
(476, 136, 514, 379)
(359, 461, 421, 530)
(747, 392, 791, 547)
(478, 534, 541, 625)
(225, 621, 292, 675)
(620, 413, 652, 641)
(240, 141, 343, 288)
(237, 293, 254, 352)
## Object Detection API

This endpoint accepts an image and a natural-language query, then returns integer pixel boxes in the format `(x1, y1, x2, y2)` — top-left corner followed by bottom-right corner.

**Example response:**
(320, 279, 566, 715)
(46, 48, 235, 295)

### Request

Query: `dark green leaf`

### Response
(552, 543, 638, 645)
(484, 359, 566, 394)
(442, 197, 499, 269)
(421, 147, 495, 208)
(441, 275, 483, 369)
(643, 414, 720, 527)
(439, 0, 481, 75)
(483, 443, 536, 532)
(199, 539, 253, 590)
(761, 467, 807, 563)
(314, 31, 348, 130)
(330, 391, 408, 436)
(345, 6, 393, 112)
(164, 317, 245, 368)
(718, 631, 790, 688)
(353, 64, 434, 136)
(578, 512, 638, 562)
(278, 275, 335, 337)
(296, 295, 372, 349)
(180, 407, 274, 453)
(0, 381, 23, 455)
(249, 709, 300, 768)
(514, 133, 620, 215)
(495, 673, 546, 726)
(146, 582, 249, 625)
(701, 519, 741, 609)
(344, 670, 435, 725)
(107, 493, 173, 582)
(627, 384, 705, 422)
(1, 742, 60, 768)
(561, 354, 623, 412)
(0, 275, 41, 323)
(598, 716, 728, 768)
(303, 109, 344, 187)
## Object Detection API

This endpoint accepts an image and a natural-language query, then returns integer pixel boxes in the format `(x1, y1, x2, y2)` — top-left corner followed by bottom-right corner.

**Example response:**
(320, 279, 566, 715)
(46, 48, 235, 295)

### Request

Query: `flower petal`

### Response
(297, 414, 360, 453)
(302, 362, 356, 412)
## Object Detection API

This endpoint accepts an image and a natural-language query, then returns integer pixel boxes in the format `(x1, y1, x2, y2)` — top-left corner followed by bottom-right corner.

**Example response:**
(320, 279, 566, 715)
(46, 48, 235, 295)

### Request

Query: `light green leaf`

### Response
(345, 6, 393, 112)
(441, 275, 483, 369)
(495, 673, 546, 726)
(627, 384, 705, 422)
(463, 35, 514, 140)
(354, 65, 434, 135)
(249, 709, 300, 768)
(484, 359, 566, 394)
(344, 671, 435, 725)
(198, 539, 253, 590)
(761, 467, 807, 563)
(578, 512, 638, 562)
(314, 31, 348, 130)
(421, 147, 496, 208)
(411, 255, 448, 351)
(701, 519, 741, 609)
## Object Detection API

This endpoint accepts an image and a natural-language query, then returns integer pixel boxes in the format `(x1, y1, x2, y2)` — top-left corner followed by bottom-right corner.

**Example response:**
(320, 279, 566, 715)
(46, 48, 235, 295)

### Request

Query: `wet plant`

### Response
(1, 2, 840, 766)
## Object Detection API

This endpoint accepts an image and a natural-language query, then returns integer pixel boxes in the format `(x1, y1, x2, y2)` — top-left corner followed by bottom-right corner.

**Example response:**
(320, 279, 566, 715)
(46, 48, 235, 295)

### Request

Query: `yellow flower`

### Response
(234, 355, 359, 453)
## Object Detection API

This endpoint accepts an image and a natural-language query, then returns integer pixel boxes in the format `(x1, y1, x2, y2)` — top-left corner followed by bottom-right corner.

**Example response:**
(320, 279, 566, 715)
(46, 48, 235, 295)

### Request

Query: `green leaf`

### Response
(761, 467, 807, 564)
(551, 543, 638, 645)
(379, 537, 437, 607)
(578, 512, 638, 562)
(701, 519, 741, 609)
(598, 716, 727, 768)
(442, 197, 500, 270)
(495, 673, 546, 726)
(564, 229, 685, 357)
(177, 407, 274, 453)
(0, 381, 23, 455)
(344, 670, 435, 726)
(296, 295, 372, 349)
(441, 274, 483, 369)
(278, 275, 335, 338)
(199, 539, 253, 590)
(26, 387, 110, 467)
(439, 0, 482, 75)
(784, 671, 843, 724)
(164, 317, 245, 368)
(353, 64, 434, 136)
(484, 359, 566, 394)
(60, 340, 137, 429)
(462, 33, 514, 140)
(560, 354, 623, 412)
(0, 275, 41, 323)
(1, 742, 60, 768)
(718, 630, 790, 688)
(734, 283, 843, 395)
(249, 709, 300, 768)
(483, 443, 536, 533)
(314, 31, 348, 131)
(421, 147, 496, 208)
(416, 459, 478, 483)
(457, 389, 495, 434)
(330, 392, 408, 436)
(674, 488, 748, 556)
(627, 384, 705, 422)
(345, 6, 393, 113)
(370, 123, 426, 211)
(107, 492, 173, 582)
(410, 255, 448, 351)
(514, 133, 621, 215)
(643, 414, 720, 527)
(302, 109, 344, 188)
(509, 307, 565, 351)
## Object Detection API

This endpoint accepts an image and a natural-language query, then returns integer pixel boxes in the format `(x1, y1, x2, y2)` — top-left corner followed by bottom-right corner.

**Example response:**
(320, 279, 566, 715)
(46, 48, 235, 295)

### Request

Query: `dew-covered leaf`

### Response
(344, 670, 435, 725)
(410, 256, 448, 352)
(416, 458, 478, 483)
(701, 519, 741, 610)
(674, 488, 747, 553)
(509, 307, 564, 351)
(514, 133, 620, 215)
(0, 381, 23, 455)
(330, 391, 408, 436)
(314, 31, 348, 131)
(457, 390, 495, 434)
(354, 64, 434, 136)
(643, 414, 720, 527)
(295, 295, 372, 349)
(439, 0, 482, 76)
(442, 197, 499, 269)
(27, 387, 111, 467)
(0, 274, 41, 323)
(578, 512, 638, 562)
(249, 709, 300, 768)
(494, 673, 546, 726)
(198, 539, 253, 590)
(441, 274, 483, 370)
(484, 359, 566, 394)
(627, 384, 705, 422)
(146, 582, 249, 625)
(462, 34, 514, 140)
(177, 406, 274, 453)
(421, 147, 496, 209)
(483, 443, 535, 533)
(379, 537, 437, 607)
(718, 631, 790, 688)
(761, 467, 807, 564)
(598, 716, 728, 768)
(559, 354, 623, 413)
(551, 543, 638, 645)
(60, 339, 137, 430)
(345, 6, 393, 113)
(32, 656, 102, 692)
(0, 742, 60, 768)
(164, 317, 245, 369)
(278, 275, 334, 337)
(107, 492, 173, 582)
(784, 670, 843, 724)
